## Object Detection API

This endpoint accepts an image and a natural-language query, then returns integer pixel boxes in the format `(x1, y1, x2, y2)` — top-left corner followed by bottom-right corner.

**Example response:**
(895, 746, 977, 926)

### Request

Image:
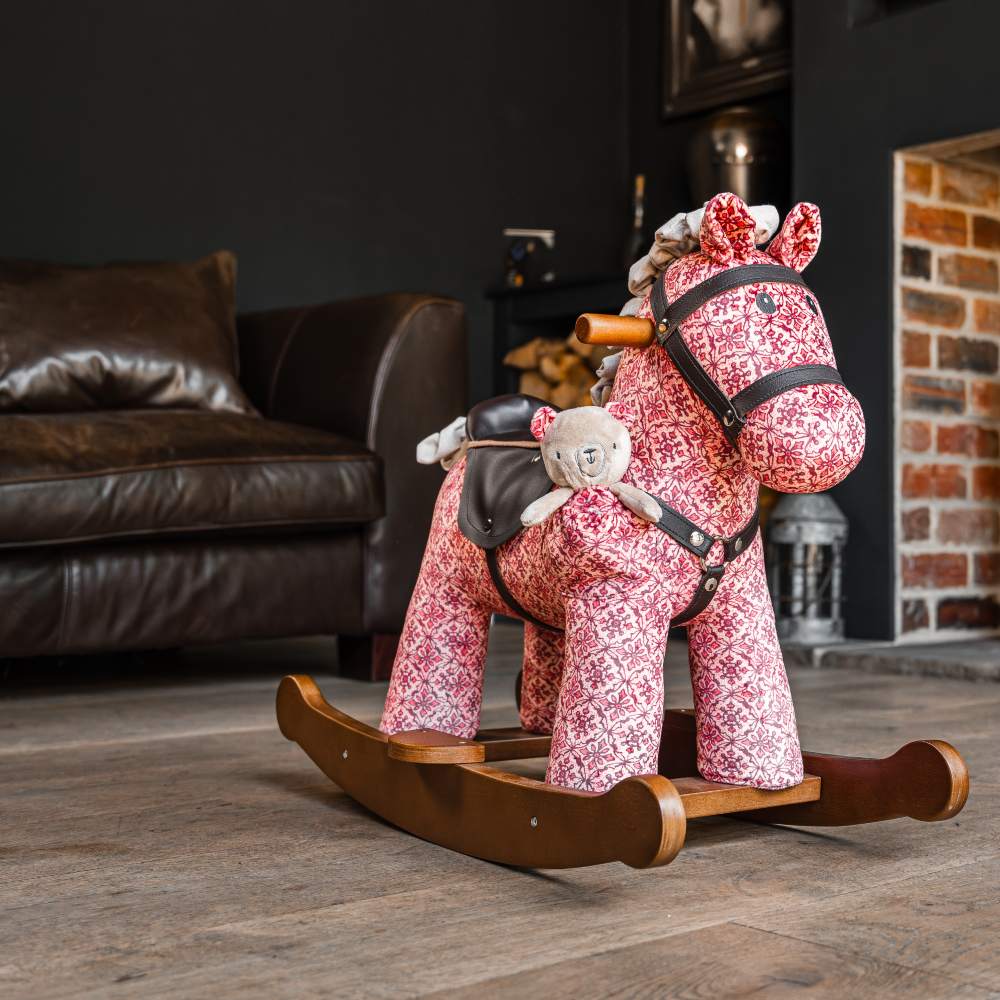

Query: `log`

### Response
(518, 370, 551, 400)
(504, 336, 564, 370)
(539, 352, 589, 386)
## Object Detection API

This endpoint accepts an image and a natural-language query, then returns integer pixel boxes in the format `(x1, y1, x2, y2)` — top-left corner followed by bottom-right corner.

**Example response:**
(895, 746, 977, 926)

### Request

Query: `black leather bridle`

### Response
(650, 263, 844, 444)
(638, 262, 847, 624)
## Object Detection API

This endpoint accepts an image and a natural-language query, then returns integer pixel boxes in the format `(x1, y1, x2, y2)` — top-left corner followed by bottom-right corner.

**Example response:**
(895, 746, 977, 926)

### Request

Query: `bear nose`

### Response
(584, 447, 597, 462)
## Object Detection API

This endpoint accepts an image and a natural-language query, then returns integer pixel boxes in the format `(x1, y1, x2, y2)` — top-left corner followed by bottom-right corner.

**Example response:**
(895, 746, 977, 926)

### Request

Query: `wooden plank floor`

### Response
(1, 624, 998, 999)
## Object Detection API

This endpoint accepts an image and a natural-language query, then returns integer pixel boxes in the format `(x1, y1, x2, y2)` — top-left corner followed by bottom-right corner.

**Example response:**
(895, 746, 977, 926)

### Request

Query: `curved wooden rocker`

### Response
(276, 674, 969, 870)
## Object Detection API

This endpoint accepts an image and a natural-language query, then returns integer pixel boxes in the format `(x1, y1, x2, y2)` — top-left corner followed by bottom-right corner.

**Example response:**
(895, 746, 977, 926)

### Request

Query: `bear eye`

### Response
(556, 452, 561, 459)
(613, 443, 617, 449)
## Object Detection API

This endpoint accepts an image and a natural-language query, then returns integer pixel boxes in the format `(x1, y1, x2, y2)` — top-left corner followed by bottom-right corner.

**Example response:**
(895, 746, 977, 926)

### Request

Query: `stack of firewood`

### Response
(503, 334, 616, 409)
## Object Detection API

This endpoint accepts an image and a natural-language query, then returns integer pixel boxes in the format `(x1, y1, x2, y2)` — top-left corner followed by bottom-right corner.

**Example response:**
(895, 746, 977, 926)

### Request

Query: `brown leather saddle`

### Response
(457, 394, 556, 550)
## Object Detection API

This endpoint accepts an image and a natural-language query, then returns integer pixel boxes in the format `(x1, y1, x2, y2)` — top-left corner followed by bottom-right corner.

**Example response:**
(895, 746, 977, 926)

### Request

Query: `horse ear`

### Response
(699, 192, 756, 264)
(768, 202, 821, 272)
(530, 405, 557, 441)
(604, 400, 630, 425)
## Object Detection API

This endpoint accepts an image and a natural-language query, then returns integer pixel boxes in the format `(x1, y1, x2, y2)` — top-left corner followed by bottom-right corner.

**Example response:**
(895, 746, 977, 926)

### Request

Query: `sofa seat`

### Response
(0, 410, 383, 548)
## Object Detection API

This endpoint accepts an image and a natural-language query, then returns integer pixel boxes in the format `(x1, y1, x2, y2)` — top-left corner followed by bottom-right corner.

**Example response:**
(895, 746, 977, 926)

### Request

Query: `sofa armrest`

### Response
(237, 293, 467, 633)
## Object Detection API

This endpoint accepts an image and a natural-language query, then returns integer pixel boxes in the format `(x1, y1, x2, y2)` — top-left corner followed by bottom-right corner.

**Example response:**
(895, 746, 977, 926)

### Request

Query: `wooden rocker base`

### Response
(276, 674, 969, 870)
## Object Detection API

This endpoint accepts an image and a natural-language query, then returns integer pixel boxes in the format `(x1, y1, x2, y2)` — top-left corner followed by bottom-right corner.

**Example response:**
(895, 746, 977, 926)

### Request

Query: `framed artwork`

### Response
(662, 0, 791, 118)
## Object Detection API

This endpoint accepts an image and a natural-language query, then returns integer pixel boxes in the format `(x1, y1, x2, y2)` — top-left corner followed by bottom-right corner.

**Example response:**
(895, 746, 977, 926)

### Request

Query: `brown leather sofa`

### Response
(0, 271, 465, 680)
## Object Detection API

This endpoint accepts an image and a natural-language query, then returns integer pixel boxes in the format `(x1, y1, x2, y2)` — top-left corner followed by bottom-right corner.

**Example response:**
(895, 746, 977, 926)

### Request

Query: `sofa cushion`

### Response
(0, 410, 383, 547)
(0, 534, 364, 657)
(0, 252, 254, 414)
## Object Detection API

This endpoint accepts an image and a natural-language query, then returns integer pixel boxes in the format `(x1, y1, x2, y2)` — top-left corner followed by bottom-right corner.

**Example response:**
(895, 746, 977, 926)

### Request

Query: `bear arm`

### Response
(520, 487, 574, 527)
(609, 482, 661, 523)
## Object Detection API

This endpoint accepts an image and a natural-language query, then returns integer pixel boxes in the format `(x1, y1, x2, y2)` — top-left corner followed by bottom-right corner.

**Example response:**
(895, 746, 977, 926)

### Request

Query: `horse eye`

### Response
(805, 294, 819, 315)
(756, 291, 776, 314)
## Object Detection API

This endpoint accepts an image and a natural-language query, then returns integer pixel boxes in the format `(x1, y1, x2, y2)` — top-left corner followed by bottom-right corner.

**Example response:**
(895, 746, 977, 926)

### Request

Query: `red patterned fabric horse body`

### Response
(381, 193, 865, 793)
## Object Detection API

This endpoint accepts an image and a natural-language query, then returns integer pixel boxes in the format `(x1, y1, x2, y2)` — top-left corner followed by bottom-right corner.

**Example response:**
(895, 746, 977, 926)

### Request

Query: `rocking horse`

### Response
(278, 193, 969, 869)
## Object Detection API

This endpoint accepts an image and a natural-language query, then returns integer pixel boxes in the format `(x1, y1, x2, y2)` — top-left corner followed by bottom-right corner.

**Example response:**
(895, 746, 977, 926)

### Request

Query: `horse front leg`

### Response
(684, 537, 804, 790)
(546, 580, 672, 792)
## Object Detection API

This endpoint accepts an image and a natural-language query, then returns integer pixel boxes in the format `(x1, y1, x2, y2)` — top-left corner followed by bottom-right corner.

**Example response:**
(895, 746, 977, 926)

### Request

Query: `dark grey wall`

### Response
(0, 1, 629, 403)
(794, 0, 1000, 638)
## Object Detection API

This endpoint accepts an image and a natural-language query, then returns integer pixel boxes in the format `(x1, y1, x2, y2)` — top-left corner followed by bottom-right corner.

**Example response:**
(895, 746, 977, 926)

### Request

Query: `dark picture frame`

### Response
(662, 0, 790, 118)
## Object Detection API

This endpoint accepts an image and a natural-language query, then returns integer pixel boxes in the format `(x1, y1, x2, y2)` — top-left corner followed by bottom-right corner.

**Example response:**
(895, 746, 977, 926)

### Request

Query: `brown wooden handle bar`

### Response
(574, 313, 656, 349)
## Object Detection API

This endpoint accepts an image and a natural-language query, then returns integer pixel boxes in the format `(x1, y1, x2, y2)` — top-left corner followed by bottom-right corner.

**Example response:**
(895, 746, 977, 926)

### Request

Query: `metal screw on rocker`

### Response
(530, 816, 539, 828)
(342, 750, 349, 759)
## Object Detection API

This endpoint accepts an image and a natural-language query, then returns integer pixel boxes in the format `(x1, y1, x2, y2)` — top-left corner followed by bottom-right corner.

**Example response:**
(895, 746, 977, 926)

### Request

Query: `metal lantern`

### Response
(766, 493, 848, 644)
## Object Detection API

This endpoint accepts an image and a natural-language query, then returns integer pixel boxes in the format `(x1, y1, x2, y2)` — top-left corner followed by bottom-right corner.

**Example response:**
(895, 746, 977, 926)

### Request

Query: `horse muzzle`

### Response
(738, 382, 866, 494)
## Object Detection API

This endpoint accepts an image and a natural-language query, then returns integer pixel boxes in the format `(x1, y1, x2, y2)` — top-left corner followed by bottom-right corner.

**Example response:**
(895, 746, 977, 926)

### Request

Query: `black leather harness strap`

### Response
(486, 495, 761, 632)
(653, 496, 720, 559)
(650, 264, 845, 443)
(670, 504, 760, 626)
(730, 364, 845, 416)
(661, 331, 742, 438)
(654, 264, 808, 335)
(485, 547, 559, 632)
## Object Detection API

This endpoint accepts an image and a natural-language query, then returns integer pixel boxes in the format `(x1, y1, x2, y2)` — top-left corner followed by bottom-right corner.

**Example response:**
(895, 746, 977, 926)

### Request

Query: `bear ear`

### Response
(699, 192, 756, 264)
(767, 202, 821, 272)
(604, 400, 630, 425)
(530, 405, 557, 441)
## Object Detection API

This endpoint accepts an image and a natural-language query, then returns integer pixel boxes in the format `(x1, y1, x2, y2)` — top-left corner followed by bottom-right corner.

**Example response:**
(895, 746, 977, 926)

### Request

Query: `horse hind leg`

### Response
(380, 564, 491, 740)
(518, 623, 566, 734)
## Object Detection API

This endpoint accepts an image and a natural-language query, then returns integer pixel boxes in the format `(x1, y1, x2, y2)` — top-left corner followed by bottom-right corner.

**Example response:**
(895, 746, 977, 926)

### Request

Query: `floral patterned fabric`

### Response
(381, 193, 866, 793)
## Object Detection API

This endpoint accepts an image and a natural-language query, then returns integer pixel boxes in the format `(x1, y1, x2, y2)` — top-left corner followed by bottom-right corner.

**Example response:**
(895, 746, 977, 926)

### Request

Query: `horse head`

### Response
(655, 192, 865, 493)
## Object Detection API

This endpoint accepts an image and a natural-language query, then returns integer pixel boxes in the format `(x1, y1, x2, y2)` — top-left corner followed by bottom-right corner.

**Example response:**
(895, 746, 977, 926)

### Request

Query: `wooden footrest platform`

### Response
(671, 775, 821, 818)
(389, 726, 822, 819)
(387, 726, 551, 764)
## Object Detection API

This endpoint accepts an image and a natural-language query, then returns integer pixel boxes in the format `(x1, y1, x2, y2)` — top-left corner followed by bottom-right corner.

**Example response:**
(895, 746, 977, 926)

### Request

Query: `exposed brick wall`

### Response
(895, 154, 1000, 638)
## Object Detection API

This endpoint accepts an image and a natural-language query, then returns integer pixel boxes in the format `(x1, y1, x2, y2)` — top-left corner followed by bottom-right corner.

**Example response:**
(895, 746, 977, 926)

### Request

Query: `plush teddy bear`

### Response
(520, 403, 662, 527)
